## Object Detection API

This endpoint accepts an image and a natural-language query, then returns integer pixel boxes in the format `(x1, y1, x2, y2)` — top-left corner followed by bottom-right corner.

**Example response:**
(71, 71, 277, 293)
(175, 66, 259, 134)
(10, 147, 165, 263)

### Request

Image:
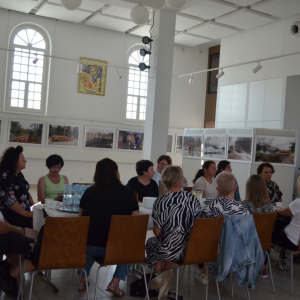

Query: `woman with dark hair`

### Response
(153, 155, 172, 185)
(215, 160, 241, 202)
(257, 162, 282, 204)
(78, 158, 139, 295)
(0, 146, 34, 228)
(192, 160, 218, 199)
(126, 159, 159, 202)
(37, 154, 69, 204)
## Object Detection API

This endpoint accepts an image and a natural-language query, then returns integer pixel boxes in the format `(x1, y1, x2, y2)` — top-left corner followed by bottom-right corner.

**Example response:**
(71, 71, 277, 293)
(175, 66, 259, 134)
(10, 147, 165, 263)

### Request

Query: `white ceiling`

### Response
(0, 0, 300, 47)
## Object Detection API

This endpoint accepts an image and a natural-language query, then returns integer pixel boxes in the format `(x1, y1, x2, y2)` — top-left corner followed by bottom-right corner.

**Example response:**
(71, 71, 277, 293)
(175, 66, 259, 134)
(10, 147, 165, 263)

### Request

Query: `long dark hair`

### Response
(0, 146, 23, 174)
(215, 160, 230, 177)
(192, 160, 215, 184)
(93, 158, 121, 191)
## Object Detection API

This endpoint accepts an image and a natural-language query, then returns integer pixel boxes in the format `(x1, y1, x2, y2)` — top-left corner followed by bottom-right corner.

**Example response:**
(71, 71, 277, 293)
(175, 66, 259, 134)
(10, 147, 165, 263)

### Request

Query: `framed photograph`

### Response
(203, 135, 226, 160)
(77, 57, 107, 96)
(117, 129, 144, 151)
(167, 134, 174, 154)
(47, 123, 80, 148)
(175, 134, 183, 155)
(182, 135, 203, 158)
(84, 126, 115, 150)
(8, 119, 44, 146)
(227, 135, 253, 163)
(254, 135, 297, 167)
(0, 118, 3, 143)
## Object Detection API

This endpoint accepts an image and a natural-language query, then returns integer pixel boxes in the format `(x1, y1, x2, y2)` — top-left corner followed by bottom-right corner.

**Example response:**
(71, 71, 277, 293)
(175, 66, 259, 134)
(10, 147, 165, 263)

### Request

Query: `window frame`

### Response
(123, 46, 149, 124)
(5, 24, 51, 116)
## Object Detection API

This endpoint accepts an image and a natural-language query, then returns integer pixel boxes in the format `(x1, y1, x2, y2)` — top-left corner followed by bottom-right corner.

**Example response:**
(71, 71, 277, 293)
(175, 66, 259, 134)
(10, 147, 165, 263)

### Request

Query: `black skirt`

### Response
(2, 209, 33, 229)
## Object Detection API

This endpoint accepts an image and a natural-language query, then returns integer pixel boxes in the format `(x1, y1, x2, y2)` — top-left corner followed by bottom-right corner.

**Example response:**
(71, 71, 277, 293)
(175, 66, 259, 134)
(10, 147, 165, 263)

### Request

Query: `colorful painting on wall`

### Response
(182, 135, 203, 158)
(47, 123, 80, 148)
(203, 135, 226, 160)
(116, 129, 144, 151)
(167, 134, 174, 154)
(175, 134, 183, 155)
(84, 126, 115, 150)
(227, 135, 253, 163)
(78, 57, 107, 96)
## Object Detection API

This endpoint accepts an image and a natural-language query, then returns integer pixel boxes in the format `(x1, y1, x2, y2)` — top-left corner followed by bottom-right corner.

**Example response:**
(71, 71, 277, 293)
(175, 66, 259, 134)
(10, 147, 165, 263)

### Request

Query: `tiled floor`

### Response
(1, 261, 300, 300)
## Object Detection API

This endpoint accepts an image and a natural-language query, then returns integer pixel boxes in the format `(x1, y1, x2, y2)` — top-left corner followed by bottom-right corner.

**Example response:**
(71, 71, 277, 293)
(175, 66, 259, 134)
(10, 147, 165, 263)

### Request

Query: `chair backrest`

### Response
(252, 212, 277, 251)
(184, 187, 193, 193)
(182, 217, 224, 265)
(37, 217, 90, 270)
(103, 215, 149, 265)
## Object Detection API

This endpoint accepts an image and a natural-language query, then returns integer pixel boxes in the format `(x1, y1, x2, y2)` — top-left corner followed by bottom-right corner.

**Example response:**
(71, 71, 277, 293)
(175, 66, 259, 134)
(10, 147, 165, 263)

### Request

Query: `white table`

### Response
(33, 204, 153, 231)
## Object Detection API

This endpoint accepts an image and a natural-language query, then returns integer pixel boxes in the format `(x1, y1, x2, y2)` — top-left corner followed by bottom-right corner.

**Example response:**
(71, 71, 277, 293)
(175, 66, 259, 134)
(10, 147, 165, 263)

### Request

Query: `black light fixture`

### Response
(33, 54, 38, 64)
(139, 63, 150, 71)
(142, 36, 153, 44)
(140, 49, 151, 57)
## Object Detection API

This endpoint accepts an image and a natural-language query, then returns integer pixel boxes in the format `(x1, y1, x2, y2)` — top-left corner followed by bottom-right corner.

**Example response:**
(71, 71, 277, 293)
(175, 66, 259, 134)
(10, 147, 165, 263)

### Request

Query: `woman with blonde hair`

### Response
(242, 175, 275, 213)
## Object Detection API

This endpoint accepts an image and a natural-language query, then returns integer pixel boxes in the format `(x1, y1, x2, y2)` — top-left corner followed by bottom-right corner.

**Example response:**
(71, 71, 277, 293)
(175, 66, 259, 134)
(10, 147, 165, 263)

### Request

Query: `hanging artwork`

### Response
(175, 134, 183, 155)
(47, 123, 80, 148)
(84, 126, 115, 150)
(254, 135, 297, 166)
(227, 135, 253, 163)
(182, 135, 203, 158)
(116, 129, 144, 151)
(78, 57, 107, 96)
(167, 134, 174, 154)
(0, 119, 3, 144)
(203, 135, 226, 160)
(8, 119, 44, 146)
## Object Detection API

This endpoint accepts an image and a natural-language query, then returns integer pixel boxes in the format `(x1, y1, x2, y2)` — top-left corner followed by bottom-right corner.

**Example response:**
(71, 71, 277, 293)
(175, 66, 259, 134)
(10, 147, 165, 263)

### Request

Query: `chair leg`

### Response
(246, 287, 251, 300)
(94, 266, 102, 300)
(231, 272, 234, 298)
(175, 265, 180, 300)
(216, 279, 221, 300)
(28, 270, 37, 300)
(290, 251, 293, 296)
(205, 263, 209, 300)
(259, 252, 267, 283)
(188, 265, 190, 295)
(140, 263, 150, 300)
(82, 269, 89, 300)
(73, 270, 77, 300)
(266, 251, 275, 294)
(126, 264, 129, 296)
(17, 256, 27, 300)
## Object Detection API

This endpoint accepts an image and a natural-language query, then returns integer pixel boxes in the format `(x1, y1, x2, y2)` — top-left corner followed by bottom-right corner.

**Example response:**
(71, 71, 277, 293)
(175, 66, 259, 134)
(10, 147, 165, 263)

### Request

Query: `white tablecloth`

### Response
(33, 204, 153, 231)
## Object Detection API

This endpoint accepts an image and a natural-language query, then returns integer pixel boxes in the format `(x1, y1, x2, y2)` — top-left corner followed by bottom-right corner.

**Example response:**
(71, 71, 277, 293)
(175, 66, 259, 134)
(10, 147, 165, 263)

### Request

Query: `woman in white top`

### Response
(192, 161, 218, 199)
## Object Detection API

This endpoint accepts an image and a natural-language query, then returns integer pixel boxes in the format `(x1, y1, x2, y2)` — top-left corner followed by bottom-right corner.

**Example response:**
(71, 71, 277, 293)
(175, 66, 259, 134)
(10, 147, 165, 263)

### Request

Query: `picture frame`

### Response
(84, 126, 115, 150)
(175, 134, 183, 155)
(182, 135, 203, 159)
(167, 133, 174, 154)
(203, 134, 226, 160)
(116, 129, 144, 151)
(8, 119, 44, 146)
(0, 118, 3, 144)
(227, 135, 253, 163)
(254, 135, 297, 167)
(47, 123, 80, 148)
(77, 57, 107, 96)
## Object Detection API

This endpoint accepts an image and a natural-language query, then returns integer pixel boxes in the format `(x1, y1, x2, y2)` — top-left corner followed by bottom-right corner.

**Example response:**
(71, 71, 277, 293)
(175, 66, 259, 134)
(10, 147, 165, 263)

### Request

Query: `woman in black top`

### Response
(126, 160, 159, 202)
(0, 146, 34, 228)
(78, 158, 139, 296)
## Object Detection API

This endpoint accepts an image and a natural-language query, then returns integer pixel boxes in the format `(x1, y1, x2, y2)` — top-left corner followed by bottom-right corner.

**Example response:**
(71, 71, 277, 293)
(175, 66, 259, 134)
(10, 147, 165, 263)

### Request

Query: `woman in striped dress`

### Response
(146, 166, 202, 300)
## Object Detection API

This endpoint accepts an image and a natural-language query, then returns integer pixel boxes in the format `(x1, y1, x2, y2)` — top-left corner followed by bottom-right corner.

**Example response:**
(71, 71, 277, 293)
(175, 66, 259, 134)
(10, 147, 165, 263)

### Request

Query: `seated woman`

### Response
(0, 146, 34, 228)
(146, 166, 202, 298)
(202, 171, 249, 218)
(37, 154, 69, 204)
(215, 160, 241, 202)
(272, 176, 300, 271)
(78, 158, 139, 296)
(192, 161, 218, 199)
(126, 160, 159, 202)
(257, 163, 282, 204)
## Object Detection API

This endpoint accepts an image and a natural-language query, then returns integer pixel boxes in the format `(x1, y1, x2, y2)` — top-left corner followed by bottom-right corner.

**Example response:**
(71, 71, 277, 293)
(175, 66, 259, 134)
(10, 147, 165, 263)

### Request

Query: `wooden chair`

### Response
(251, 212, 277, 294)
(92, 215, 149, 300)
(25, 217, 90, 300)
(184, 187, 193, 193)
(174, 217, 224, 300)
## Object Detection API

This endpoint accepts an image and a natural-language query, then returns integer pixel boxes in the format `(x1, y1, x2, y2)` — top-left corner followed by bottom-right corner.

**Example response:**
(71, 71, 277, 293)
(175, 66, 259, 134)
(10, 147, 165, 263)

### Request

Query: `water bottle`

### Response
(72, 186, 79, 212)
(63, 184, 69, 210)
(65, 185, 73, 211)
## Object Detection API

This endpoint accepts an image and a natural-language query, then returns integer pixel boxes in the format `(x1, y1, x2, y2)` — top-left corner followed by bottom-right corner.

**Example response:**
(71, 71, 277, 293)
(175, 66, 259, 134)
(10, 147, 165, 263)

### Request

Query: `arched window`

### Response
(5, 25, 50, 115)
(125, 49, 149, 121)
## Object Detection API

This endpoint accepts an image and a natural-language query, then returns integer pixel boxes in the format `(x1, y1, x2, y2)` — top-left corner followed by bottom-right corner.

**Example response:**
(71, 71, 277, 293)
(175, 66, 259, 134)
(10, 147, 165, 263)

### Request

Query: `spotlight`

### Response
(189, 74, 194, 84)
(140, 49, 151, 57)
(252, 62, 262, 74)
(216, 69, 224, 79)
(115, 69, 122, 79)
(77, 63, 82, 74)
(142, 36, 153, 45)
(33, 54, 38, 64)
(139, 63, 150, 71)
(290, 19, 300, 37)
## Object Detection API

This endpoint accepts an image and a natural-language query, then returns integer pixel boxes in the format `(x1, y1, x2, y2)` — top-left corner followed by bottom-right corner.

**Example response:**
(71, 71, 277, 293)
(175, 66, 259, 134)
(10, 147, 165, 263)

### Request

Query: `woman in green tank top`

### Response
(37, 155, 69, 204)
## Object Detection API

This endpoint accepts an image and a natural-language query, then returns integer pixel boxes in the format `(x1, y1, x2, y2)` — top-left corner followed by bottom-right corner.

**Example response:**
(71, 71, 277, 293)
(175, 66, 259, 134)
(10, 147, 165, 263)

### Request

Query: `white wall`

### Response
(0, 9, 208, 184)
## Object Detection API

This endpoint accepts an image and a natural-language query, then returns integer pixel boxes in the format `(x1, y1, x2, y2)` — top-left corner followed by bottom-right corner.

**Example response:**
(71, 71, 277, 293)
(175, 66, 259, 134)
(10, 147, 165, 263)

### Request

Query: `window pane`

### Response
(28, 74, 35, 82)
(131, 111, 137, 118)
(21, 65, 28, 73)
(35, 84, 42, 92)
(127, 104, 132, 111)
(20, 73, 27, 81)
(11, 90, 18, 98)
(13, 35, 27, 46)
(31, 32, 44, 46)
(18, 100, 24, 107)
(27, 100, 33, 108)
(36, 75, 42, 83)
(20, 82, 25, 90)
(13, 64, 20, 72)
(14, 56, 21, 64)
(34, 93, 41, 101)
(36, 67, 43, 75)
(11, 99, 18, 107)
(133, 89, 139, 95)
(33, 40, 46, 49)
(29, 83, 34, 91)
(126, 111, 132, 119)
(128, 88, 133, 94)
(129, 74, 134, 81)
(12, 81, 19, 89)
(27, 29, 36, 44)
(133, 82, 140, 89)
(132, 97, 138, 104)
(19, 91, 24, 99)
(21, 57, 28, 64)
(29, 66, 35, 74)
(13, 72, 20, 80)
(139, 113, 145, 120)
(28, 92, 34, 100)
(33, 101, 40, 109)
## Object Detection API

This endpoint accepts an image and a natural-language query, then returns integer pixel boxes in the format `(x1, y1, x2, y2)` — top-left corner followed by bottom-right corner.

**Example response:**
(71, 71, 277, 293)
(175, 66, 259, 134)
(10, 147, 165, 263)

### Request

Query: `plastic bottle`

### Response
(72, 186, 80, 212)
(63, 184, 69, 210)
(65, 185, 73, 211)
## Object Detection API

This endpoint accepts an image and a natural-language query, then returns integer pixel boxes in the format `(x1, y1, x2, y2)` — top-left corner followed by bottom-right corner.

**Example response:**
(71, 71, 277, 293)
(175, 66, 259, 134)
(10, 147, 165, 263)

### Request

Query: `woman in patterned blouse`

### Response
(0, 146, 34, 228)
(257, 163, 282, 204)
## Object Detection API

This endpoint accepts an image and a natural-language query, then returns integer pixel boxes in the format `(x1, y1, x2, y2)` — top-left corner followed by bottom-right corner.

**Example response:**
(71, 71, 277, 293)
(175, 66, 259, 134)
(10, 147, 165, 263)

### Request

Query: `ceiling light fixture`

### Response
(189, 74, 194, 84)
(130, 1, 149, 25)
(165, 0, 187, 9)
(252, 62, 262, 74)
(139, 63, 150, 71)
(140, 49, 151, 57)
(216, 69, 224, 79)
(115, 69, 122, 79)
(61, 0, 82, 11)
